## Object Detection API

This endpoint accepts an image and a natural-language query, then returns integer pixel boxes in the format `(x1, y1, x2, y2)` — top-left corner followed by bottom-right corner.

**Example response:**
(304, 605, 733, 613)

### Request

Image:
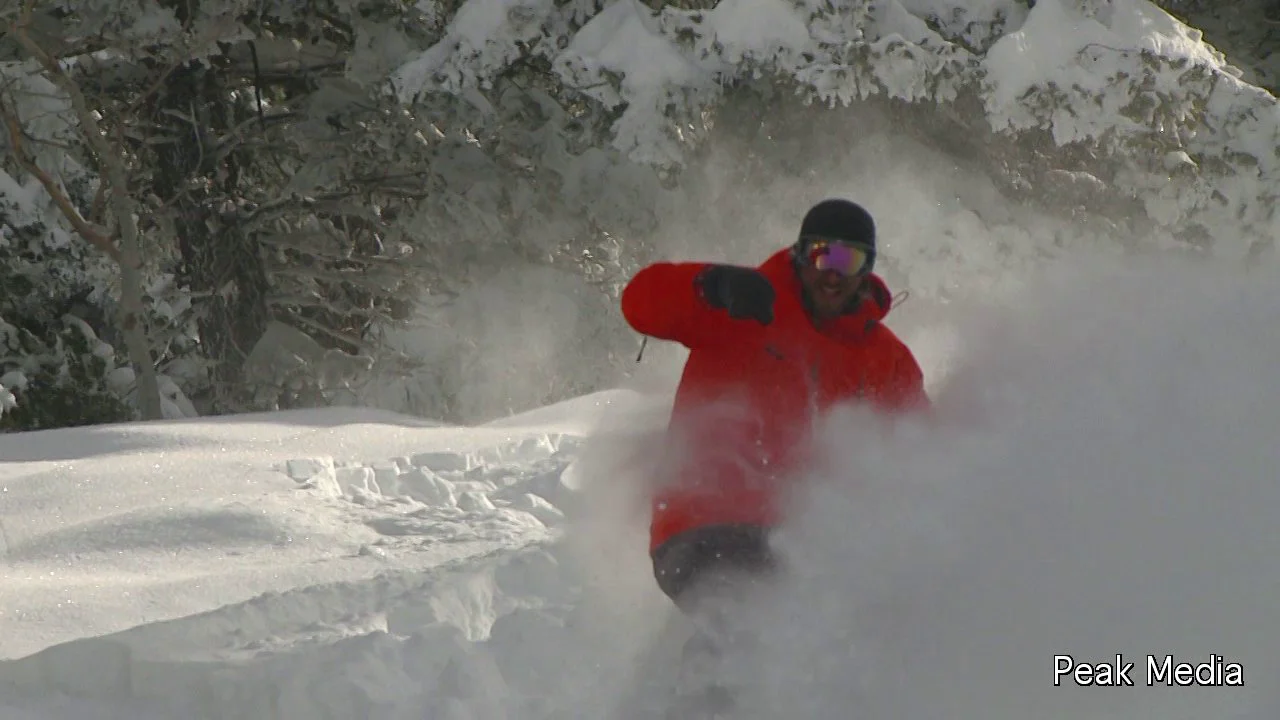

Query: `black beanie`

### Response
(799, 198, 876, 248)
(794, 198, 877, 273)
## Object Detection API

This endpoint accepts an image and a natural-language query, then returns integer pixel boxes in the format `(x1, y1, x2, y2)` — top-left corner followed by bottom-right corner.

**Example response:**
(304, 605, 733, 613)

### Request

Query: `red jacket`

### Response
(621, 248, 929, 553)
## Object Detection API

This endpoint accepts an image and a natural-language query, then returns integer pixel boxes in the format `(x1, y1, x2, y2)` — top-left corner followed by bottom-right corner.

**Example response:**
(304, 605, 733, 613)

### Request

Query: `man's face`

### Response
(797, 239, 869, 320)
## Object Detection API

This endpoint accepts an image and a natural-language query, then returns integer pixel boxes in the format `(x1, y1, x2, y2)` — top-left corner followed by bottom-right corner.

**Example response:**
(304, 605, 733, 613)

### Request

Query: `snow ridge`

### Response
(7, 264, 1280, 720)
(0, 426, 592, 720)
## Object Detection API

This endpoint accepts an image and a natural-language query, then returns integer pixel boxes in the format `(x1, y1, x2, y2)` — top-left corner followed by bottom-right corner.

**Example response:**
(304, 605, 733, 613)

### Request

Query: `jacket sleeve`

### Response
(620, 262, 739, 349)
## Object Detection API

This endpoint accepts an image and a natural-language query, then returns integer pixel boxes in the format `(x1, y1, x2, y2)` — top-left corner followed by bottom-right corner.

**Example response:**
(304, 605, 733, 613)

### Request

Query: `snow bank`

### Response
(0, 383, 673, 720)
(7, 259, 1280, 720)
(0, 429, 666, 720)
(276, 429, 578, 539)
(0, 388, 673, 719)
(0, 394, 634, 662)
(0, 546, 582, 720)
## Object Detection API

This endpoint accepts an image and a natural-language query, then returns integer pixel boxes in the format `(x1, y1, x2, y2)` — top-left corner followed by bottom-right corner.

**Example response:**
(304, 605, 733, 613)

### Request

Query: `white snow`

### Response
(984, 0, 1228, 107)
(6, 2, 1280, 718)
(0, 170, 47, 231)
(897, 0, 1016, 20)
(981, 0, 1226, 144)
(563, 0, 702, 100)
(5, 253, 1280, 720)
(0, 385, 16, 418)
(390, 0, 556, 98)
(383, 0, 1280, 259)
(686, 0, 812, 67)
(119, 1, 183, 40)
(555, 0, 712, 164)
(0, 400, 599, 663)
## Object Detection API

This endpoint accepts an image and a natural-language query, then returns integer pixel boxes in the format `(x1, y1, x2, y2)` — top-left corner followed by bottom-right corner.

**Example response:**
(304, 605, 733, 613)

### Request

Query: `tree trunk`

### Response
(114, 198, 165, 421)
(72, 86, 164, 420)
(11, 8, 164, 420)
(154, 61, 271, 414)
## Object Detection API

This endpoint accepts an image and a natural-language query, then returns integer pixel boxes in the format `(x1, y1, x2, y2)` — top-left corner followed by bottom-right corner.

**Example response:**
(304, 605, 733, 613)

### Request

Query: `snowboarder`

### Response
(621, 197, 930, 626)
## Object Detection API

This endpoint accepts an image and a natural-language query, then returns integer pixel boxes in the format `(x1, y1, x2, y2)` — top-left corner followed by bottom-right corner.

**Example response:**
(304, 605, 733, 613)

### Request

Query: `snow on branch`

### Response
(388, 0, 1280, 256)
(0, 93, 121, 263)
(7, 0, 165, 420)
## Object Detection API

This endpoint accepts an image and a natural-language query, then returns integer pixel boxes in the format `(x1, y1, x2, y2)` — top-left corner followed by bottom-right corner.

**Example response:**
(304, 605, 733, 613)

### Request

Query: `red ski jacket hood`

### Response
(621, 248, 929, 553)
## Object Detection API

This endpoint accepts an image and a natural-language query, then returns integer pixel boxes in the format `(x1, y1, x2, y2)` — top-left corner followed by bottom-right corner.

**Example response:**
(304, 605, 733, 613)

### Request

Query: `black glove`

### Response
(695, 265, 775, 325)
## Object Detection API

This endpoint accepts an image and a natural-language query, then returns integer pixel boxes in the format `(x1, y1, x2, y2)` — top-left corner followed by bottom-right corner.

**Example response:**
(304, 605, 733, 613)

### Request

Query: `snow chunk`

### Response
(457, 491, 497, 513)
(411, 451, 474, 473)
(336, 465, 381, 496)
(285, 457, 336, 482)
(558, 459, 583, 491)
(1109, 0, 1224, 67)
(397, 467, 458, 507)
(0, 385, 15, 417)
(450, 0, 551, 48)
(0, 370, 27, 391)
(452, 479, 499, 495)
(386, 572, 499, 639)
(473, 434, 561, 466)
(371, 462, 402, 489)
(491, 547, 566, 601)
(105, 367, 136, 395)
(510, 492, 566, 527)
(898, 0, 1016, 20)
(1163, 150, 1197, 172)
(283, 457, 343, 496)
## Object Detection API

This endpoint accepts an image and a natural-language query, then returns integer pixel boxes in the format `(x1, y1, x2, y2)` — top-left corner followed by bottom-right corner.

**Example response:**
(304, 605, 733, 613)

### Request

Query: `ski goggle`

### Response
(800, 237, 871, 277)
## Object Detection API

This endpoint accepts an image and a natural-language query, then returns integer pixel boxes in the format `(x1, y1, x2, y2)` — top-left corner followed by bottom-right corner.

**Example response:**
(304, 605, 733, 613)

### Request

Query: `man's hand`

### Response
(695, 265, 775, 325)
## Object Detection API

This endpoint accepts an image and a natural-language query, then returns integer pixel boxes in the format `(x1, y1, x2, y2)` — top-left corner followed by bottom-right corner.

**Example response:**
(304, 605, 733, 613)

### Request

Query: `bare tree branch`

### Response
(9, 0, 164, 421)
(278, 312, 380, 356)
(0, 91, 121, 263)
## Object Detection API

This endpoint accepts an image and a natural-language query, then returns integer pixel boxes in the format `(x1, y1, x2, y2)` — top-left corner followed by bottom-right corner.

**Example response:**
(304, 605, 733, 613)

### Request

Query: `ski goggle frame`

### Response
(799, 235, 872, 277)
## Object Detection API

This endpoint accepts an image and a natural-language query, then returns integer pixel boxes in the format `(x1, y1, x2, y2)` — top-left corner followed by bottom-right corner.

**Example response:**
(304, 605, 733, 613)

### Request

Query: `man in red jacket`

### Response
(621, 198, 929, 620)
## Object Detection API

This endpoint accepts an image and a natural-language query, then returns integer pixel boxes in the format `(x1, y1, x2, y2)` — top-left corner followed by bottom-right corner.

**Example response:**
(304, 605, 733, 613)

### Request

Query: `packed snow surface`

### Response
(5, 3, 1280, 717)
(4, 253, 1280, 720)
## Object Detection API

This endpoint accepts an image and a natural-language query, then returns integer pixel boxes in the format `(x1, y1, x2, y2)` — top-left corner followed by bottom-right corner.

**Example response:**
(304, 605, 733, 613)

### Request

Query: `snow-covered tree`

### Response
(377, 0, 1280, 417)
(0, 55, 146, 428)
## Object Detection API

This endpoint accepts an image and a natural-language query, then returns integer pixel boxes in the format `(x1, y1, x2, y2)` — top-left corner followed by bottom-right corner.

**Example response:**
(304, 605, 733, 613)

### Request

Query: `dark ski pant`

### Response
(651, 523, 778, 619)
(651, 523, 778, 712)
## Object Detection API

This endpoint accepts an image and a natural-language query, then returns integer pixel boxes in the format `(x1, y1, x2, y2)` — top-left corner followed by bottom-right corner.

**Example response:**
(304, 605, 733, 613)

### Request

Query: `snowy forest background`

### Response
(1, 0, 1277, 431)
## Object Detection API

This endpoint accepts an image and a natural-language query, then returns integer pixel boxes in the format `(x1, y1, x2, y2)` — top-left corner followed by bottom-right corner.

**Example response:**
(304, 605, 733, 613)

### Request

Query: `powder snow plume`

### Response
(676, 253, 1280, 720)
(3, 252, 1279, 720)
(5, 234, 1280, 720)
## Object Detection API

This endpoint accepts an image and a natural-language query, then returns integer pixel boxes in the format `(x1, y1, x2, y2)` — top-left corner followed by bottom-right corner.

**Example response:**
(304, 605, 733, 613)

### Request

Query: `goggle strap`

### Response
(798, 235, 874, 254)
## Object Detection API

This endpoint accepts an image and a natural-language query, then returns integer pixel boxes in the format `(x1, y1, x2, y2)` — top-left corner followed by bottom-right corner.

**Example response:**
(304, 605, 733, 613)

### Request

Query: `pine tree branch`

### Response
(10, 0, 164, 421)
(0, 92, 121, 263)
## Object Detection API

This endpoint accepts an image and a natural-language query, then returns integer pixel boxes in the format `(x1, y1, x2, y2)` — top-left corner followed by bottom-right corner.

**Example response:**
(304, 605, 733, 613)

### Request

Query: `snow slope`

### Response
(0, 391, 660, 719)
(4, 6, 1280, 720)
(5, 254, 1280, 720)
